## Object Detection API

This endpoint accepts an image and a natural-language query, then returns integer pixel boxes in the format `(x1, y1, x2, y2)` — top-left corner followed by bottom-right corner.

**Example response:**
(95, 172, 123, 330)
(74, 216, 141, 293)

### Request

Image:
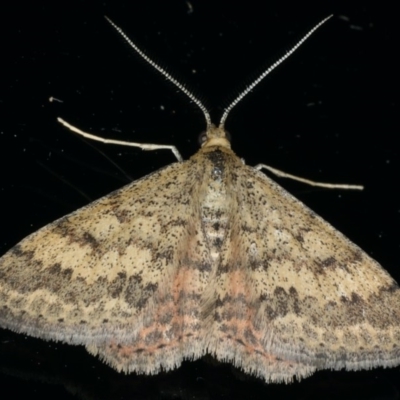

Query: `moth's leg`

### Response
(57, 117, 183, 162)
(254, 163, 363, 190)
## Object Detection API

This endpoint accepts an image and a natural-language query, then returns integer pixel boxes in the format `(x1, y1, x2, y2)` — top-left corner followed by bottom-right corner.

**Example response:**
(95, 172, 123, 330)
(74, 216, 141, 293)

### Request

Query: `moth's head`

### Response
(198, 124, 231, 149)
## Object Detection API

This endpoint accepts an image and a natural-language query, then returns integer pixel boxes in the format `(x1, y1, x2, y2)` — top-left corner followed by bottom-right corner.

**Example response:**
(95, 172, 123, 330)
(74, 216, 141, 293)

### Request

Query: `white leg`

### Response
(57, 118, 183, 162)
(254, 163, 363, 190)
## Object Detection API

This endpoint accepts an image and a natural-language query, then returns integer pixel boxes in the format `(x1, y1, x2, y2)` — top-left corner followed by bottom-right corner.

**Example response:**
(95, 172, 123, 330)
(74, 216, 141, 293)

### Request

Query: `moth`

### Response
(0, 16, 399, 383)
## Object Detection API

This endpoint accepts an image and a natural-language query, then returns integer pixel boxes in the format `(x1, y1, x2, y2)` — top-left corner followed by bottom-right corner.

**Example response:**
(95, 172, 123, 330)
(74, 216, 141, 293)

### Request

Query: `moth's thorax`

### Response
(192, 145, 241, 264)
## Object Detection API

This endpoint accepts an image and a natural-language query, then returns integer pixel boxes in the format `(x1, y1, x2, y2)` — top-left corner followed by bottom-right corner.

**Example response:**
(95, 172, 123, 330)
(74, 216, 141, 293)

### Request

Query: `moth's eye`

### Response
(198, 131, 208, 146)
(225, 130, 232, 143)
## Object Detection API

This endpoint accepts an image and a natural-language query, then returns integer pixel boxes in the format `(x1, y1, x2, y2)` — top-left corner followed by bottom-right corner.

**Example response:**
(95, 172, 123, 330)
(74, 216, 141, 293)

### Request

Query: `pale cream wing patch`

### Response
(0, 160, 213, 373)
(208, 165, 400, 382)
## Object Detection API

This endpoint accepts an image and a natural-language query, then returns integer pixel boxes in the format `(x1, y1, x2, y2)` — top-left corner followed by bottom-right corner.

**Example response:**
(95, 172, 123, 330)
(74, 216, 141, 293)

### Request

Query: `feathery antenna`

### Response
(105, 15, 333, 130)
(219, 15, 333, 127)
(105, 16, 212, 129)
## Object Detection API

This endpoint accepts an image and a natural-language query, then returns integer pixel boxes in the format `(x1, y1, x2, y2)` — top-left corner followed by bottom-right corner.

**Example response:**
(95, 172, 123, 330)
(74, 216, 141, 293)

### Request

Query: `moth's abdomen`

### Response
(197, 147, 238, 263)
(201, 204, 229, 263)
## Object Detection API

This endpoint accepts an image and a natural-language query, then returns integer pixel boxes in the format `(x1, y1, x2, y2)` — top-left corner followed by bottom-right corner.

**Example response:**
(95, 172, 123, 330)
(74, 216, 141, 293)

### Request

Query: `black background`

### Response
(0, 1, 399, 399)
